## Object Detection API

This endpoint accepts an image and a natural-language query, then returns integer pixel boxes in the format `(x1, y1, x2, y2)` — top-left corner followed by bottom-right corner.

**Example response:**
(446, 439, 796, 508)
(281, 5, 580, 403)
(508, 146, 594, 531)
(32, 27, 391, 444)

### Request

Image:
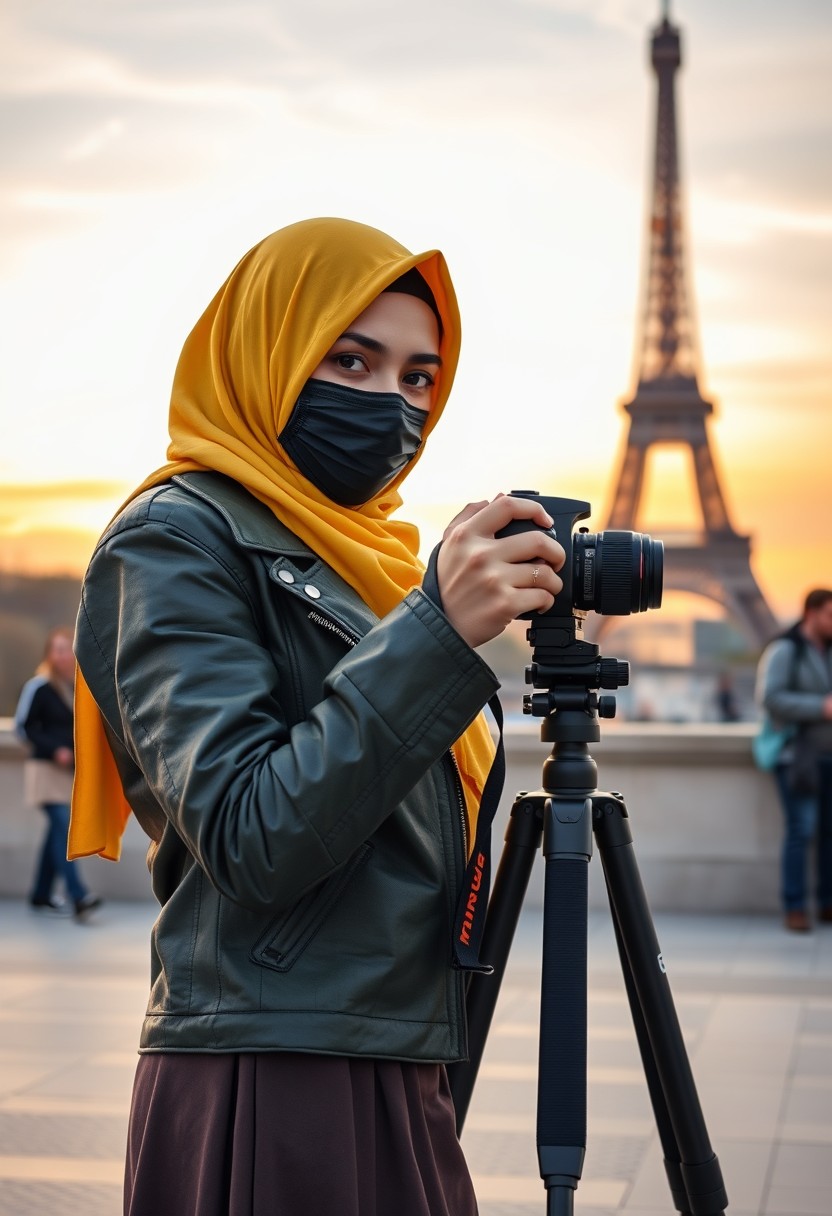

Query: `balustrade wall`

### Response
(0, 721, 783, 912)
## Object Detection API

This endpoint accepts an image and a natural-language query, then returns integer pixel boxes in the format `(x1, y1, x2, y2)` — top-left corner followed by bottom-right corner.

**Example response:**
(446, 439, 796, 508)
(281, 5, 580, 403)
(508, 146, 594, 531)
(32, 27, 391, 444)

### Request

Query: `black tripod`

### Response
(448, 614, 729, 1216)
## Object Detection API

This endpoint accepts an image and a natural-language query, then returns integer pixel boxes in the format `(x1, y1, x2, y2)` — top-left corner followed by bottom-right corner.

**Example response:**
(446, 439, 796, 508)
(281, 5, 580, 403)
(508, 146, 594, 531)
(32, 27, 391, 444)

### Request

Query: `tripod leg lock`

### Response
(674, 1153, 729, 1215)
(538, 1144, 585, 1187)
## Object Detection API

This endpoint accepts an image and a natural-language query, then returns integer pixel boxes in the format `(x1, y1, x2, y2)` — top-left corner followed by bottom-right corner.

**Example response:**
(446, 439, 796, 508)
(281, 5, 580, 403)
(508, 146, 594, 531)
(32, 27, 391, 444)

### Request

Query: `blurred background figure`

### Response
(16, 626, 102, 920)
(756, 589, 832, 932)
(715, 671, 741, 723)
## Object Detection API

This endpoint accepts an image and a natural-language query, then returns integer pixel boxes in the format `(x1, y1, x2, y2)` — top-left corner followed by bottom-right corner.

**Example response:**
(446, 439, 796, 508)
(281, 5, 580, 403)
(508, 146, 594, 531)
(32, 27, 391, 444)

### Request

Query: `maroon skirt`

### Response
(124, 1053, 478, 1216)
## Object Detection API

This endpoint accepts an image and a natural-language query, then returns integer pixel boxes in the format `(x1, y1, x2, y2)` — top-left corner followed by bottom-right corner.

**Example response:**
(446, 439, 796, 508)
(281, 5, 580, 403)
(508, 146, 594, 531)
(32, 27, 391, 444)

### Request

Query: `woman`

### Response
(70, 217, 564, 1215)
(21, 626, 100, 918)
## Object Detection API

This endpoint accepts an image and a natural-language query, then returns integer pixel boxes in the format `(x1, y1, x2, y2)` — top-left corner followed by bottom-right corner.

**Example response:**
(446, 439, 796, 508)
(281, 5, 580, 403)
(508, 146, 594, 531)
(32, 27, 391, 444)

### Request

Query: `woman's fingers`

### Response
(435, 493, 568, 649)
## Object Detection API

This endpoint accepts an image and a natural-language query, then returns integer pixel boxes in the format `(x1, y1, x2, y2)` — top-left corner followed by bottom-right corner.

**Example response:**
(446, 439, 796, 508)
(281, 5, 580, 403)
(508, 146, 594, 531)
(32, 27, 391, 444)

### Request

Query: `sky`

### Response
(0, 0, 830, 623)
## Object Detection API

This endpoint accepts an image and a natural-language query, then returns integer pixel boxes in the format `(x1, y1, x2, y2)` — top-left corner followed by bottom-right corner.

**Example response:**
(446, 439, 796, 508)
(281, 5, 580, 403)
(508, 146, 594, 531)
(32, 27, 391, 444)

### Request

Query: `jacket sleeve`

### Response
(76, 515, 498, 913)
(21, 685, 65, 758)
(758, 639, 826, 723)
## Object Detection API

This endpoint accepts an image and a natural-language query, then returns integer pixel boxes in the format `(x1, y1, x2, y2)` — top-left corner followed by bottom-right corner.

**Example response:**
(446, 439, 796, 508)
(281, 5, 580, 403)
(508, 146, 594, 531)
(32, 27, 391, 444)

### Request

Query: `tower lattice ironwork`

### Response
(604, 2, 777, 647)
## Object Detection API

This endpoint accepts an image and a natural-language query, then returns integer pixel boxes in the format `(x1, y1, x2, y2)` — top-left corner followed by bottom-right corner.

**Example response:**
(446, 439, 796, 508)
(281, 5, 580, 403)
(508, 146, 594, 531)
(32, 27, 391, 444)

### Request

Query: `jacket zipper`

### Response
(305, 607, 359, 649)
(447, 748, 469, 863)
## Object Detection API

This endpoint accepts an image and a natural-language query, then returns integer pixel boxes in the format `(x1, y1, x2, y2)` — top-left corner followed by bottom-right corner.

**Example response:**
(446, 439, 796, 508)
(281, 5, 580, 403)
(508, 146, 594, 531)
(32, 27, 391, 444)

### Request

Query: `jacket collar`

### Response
(173, 471, 314, 557)
(172, 471, 379, 639)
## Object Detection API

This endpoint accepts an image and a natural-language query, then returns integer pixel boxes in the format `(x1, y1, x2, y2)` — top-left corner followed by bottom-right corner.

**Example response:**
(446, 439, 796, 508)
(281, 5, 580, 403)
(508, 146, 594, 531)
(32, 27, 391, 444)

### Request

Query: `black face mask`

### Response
(278, 378, 427, 506)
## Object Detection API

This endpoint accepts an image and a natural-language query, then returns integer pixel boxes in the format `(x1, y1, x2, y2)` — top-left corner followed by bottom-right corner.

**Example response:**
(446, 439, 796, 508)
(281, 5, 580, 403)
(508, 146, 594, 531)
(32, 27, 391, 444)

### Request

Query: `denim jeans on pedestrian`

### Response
(30, 802, 88, 905)
(774, 758, 832, 912)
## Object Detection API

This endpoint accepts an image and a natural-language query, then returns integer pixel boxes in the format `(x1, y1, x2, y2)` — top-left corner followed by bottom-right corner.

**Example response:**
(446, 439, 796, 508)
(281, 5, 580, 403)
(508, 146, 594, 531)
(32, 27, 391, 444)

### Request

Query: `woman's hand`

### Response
(436, 494, 566, 648)
(53, 747, 74, 769)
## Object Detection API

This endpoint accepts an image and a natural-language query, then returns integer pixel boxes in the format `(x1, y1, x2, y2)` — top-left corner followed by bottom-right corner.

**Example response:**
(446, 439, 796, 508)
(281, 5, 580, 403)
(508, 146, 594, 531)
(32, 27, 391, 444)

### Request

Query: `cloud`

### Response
(63, 116, 125, 161)
(2, 0, 827, 216)
(0, 0, 829, 570)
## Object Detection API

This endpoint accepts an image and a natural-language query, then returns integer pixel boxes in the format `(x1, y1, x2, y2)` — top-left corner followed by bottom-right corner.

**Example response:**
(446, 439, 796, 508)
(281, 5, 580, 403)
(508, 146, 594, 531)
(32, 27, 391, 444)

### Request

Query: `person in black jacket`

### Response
(71, 218, 565, 1215)
(20, 626, 101, 918)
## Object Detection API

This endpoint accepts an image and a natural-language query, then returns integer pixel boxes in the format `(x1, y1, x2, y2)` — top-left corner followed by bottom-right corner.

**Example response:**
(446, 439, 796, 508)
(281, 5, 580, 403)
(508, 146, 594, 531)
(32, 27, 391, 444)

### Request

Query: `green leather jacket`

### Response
(75, 472, 498, 1060)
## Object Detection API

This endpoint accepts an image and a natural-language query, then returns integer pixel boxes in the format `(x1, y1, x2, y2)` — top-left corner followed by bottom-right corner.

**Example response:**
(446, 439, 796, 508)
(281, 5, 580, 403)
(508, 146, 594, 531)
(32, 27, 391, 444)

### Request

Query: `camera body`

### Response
(503, 491, 663, 620)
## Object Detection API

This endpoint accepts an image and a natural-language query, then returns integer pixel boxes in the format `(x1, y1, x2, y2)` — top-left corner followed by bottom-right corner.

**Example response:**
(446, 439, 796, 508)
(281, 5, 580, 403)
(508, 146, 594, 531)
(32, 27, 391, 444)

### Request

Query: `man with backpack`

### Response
(756, 589, 832, 931)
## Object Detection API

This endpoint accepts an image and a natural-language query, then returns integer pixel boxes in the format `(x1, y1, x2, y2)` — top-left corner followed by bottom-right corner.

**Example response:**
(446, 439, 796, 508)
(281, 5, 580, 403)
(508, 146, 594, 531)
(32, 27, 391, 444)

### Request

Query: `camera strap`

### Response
(422, 542, 505, 973)
(451, 691, 504, 973)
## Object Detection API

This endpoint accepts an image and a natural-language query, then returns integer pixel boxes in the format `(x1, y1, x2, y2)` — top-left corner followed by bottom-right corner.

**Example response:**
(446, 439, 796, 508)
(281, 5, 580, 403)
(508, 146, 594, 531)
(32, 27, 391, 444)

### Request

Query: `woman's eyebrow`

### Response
(339, 330, 443, 368)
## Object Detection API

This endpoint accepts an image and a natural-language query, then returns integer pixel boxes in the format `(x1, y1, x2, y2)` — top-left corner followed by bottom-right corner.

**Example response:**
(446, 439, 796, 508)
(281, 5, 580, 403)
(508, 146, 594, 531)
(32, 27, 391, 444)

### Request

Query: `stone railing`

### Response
(0, 719, 783, 912)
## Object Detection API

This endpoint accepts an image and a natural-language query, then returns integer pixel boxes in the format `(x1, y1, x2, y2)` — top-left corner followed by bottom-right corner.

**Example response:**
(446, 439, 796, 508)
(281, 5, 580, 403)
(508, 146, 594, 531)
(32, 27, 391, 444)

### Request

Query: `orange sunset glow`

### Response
(1, 2, 830, 628)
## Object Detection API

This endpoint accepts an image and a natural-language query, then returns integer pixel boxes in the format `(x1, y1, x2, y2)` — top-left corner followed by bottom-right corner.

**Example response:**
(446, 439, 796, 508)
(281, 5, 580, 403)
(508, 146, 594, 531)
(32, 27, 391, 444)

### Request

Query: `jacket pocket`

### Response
(250, 842, 374, 973)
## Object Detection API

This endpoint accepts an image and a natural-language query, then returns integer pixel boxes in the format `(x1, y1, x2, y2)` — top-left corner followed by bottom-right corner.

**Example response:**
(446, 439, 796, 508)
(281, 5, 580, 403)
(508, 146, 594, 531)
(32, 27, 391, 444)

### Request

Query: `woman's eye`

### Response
(335, 353, 366, 371)
(403, 371, 434, 389)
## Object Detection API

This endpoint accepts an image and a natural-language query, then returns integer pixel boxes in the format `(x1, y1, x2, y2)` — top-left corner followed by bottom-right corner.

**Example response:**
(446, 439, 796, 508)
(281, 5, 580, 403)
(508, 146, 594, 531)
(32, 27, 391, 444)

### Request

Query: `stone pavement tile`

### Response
(6, 976, 148, 1015)
(768, 1191, 832, 1211)
(730, 937, 824, 980)
(0, 1095, 126, 1116)
(766, 1187, 832, 1216)
(688, 1075, 785, 1143)
(0, 1155, 122, 1183)
(1, 978, 43, 1004)
(463, 1126, 538, 1180)
(627, 1135, 770, 1215)
(21, 1056, 136, 1103)
(0, 1110, 127, 1159)
(0, 1051, 74, 1101)
(695, 1005, 799, 1050)
(0, 1180, 122, 1216)
(624, 1212, 756, 1216)
(467, 1077, 541, 1117)
(0, 1011, 134, 1054)
(586, 1080, 655, 1123)
(781, 1075, 832, 1140)
(793, 1035, 832, 1077)
(768, 1141, 832, 1188)
(586, 1030, 643, 1071)
(801, 1001, 832, 1034)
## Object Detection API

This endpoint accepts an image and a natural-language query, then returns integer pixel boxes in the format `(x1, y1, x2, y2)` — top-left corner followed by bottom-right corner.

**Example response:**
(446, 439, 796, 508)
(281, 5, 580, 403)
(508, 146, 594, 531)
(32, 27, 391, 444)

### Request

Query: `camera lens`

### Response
(573, 530, 663, 615)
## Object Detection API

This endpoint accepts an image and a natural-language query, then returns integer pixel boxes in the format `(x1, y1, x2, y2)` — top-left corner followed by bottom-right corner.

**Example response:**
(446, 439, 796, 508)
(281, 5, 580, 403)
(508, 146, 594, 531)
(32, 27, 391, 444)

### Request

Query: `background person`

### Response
(756, 588, 832, 932)
(714, 671, 740, 722)
(69, 217, 565, 1216)
(19, 626, 101, 918)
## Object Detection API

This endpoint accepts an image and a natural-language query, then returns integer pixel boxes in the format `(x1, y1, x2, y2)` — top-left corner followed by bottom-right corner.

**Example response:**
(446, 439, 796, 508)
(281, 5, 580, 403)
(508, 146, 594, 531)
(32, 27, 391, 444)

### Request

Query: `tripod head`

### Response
(524, 610, 629, 738)
(521, 609, 629, 800)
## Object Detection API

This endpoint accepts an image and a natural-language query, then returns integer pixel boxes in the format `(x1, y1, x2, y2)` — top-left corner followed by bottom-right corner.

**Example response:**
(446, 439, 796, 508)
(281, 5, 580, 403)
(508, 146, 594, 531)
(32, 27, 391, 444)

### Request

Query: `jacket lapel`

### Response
(173, 471, 379, 640)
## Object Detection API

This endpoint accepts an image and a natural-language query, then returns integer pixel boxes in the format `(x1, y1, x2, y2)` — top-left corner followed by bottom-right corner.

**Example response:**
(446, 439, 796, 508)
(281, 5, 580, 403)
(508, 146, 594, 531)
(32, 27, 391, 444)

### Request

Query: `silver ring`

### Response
(532, 567, 540, 585)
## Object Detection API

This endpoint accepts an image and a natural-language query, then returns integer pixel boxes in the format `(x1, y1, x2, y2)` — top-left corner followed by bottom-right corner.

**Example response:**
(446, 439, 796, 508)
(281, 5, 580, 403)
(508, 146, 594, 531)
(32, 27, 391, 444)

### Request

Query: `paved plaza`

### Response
(1, 897, 831, 1216)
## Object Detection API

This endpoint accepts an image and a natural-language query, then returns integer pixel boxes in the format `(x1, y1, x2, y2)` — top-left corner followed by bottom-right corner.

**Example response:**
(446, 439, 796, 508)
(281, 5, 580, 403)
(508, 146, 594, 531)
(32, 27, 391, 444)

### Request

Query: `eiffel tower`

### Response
(603, 2, 777, 647)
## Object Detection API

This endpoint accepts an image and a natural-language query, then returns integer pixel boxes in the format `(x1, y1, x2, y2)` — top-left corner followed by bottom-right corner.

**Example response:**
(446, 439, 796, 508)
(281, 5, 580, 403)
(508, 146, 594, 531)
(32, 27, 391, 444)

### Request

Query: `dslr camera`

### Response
(500, 492, 664, 717)
(504, 491, 663, 620)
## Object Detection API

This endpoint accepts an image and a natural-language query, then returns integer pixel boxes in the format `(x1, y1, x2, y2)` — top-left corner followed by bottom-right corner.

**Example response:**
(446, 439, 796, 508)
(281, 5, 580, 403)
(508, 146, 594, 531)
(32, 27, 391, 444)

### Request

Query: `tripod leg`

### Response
(610, 911, 691, 1213)
(537, 795, 593, 1216)
(592, 793, 729, 1216)
(448, 793, 544, 1134)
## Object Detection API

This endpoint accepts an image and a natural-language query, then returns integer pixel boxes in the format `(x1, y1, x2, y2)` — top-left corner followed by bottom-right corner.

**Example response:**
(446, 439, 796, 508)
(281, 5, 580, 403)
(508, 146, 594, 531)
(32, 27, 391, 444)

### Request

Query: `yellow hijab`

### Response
(70, 217, 495, 860)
